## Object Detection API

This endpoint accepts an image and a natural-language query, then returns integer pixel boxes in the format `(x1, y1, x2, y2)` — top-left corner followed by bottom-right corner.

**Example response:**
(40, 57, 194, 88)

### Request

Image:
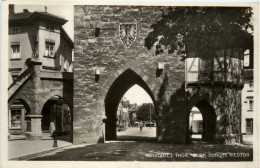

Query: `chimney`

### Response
(9, 4, 15, 15)
(23, 9, 29, 13)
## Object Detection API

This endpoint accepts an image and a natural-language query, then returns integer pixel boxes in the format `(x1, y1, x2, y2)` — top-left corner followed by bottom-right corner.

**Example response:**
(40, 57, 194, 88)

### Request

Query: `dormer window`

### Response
(46, 24, 54, 32)
(45, 42, 55, 57)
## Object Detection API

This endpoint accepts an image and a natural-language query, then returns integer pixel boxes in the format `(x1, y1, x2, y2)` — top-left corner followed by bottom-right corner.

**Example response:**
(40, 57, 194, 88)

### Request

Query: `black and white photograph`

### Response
(1, 1, 259, 168)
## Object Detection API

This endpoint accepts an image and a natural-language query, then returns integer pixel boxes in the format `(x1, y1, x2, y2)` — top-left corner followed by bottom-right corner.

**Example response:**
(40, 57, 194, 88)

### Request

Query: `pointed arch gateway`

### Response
(188, 100, 216, 143)
(104, 68, 157, 140)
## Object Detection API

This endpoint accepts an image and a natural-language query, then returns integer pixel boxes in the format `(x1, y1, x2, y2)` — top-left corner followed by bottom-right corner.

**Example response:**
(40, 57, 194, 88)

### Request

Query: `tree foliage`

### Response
(145, 7, 253, 55)
(137, 103, 156, 121)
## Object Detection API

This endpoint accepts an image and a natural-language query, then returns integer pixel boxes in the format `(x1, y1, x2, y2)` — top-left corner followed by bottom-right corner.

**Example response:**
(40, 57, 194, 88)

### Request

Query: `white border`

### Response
(1, 1, 259, 168)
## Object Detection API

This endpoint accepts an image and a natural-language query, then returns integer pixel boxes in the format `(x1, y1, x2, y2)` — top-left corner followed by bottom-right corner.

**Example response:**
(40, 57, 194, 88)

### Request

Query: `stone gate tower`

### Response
(74, 6, 251, 144)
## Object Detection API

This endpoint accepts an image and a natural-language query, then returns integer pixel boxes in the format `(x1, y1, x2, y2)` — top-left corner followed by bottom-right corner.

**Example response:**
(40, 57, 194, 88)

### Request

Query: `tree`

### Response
(137, 103, 155, 121)
(145, 7, 253, 56)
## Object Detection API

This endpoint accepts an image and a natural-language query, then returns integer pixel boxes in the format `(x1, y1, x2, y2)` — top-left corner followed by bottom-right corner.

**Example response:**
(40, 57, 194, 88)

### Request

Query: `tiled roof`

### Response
(9, 12, 33, 21)
(9, 10, 73, 46)
(9, 11, 67, 25)
(35, 12, 66, 21)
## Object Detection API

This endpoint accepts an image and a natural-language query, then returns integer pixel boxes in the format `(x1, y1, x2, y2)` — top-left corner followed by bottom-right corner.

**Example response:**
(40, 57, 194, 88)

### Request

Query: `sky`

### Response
(14, 5, 74, 40)
(123, 84, 153, 105)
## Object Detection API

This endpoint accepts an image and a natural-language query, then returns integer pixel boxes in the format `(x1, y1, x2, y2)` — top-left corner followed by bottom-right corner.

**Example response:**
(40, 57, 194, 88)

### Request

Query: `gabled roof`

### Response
(9, 11, 67, 25)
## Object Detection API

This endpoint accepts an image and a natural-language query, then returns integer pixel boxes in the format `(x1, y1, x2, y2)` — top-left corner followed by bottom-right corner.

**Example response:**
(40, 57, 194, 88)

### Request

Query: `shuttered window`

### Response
(11, 44, 21, 59)
(45, 42, 55, 57)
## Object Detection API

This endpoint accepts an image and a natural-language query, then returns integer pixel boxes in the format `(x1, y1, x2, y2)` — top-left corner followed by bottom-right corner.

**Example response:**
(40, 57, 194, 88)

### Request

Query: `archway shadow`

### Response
(116, 135, 157, 143)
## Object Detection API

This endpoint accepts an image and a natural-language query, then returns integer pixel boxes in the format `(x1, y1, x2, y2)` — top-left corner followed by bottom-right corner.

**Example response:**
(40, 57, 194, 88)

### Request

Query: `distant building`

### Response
(128, 103, 139, 127)
(116, 97, 130, 130)
(241, 49, 254, 135)
(8, 5, 73, 136)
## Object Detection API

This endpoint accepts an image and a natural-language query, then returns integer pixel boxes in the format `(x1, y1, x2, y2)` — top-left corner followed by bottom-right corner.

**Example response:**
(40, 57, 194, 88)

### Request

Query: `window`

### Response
(186, 58, 199, 81)
(46, 24, 54, 31)
(244, 49, 250, 67)
(11, 27, 20, 34)
(45, 42, 55, 57)
(10, 109, 22, 129)
(11, 44, 21, 59)
(249, 80, 254, 91)
(249, 99, 254, 111)
(246, 119, 253, 127)
(12, 74, 19, 81)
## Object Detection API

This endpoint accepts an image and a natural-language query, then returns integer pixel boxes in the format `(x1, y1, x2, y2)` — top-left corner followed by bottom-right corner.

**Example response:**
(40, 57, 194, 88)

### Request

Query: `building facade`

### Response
(8, 5, 253, 143)
(8, 5, 74, 137)
(128, 103, 139, 127)
(241, 49, 254, 135)
(116, 97, 130, 131)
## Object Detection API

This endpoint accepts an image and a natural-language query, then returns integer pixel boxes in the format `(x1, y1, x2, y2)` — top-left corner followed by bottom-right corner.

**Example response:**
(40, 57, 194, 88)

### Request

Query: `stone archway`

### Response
(41, 95, 73, 142)
(104, 68, 156, 140)
(8, 95, 32, 113)
(187, 99, 216, 143)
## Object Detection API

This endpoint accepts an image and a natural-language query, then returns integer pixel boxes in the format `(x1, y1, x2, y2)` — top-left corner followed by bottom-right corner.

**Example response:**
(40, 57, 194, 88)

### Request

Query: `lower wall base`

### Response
(25, 132, 42, 140)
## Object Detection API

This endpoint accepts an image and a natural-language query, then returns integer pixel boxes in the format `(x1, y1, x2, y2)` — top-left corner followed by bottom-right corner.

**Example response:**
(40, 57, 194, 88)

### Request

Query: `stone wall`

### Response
(186, 86, 242, 143)
(74, 5, 243, 144)
(74, 5, 187, 144)
(8, 62, 73, 140)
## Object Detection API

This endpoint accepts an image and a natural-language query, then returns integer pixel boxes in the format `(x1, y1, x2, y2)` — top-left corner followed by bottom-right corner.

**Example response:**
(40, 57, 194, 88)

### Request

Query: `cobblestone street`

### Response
(30, 128, 253, 161)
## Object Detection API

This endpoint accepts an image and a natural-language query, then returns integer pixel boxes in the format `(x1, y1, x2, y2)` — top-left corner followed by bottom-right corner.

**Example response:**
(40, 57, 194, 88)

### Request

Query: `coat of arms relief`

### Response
(119, 23, 137, 47)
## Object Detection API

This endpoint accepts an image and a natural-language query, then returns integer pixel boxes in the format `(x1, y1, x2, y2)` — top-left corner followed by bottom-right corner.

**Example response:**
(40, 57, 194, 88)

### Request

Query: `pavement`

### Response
(242, 134, 253, 145)
(115, 126, 156, 142)
(8, 134, 72, 160)
(29, 127, 253, 161)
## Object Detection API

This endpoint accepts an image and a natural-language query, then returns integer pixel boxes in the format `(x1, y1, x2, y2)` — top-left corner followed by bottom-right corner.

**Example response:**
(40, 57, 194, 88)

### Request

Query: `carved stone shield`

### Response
(119, 23, 137, 47)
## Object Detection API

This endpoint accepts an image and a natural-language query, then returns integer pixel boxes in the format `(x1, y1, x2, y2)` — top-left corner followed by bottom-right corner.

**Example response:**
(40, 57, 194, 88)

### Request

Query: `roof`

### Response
(61, 27, 74, 49)
(9, 9, 73, 48)
(9, 11, 67, 25)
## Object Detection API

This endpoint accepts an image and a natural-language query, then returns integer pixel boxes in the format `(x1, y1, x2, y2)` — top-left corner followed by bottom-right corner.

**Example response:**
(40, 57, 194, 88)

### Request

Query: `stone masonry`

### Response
(74, 6, 244, 144)
(8, 61, 73, 140)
